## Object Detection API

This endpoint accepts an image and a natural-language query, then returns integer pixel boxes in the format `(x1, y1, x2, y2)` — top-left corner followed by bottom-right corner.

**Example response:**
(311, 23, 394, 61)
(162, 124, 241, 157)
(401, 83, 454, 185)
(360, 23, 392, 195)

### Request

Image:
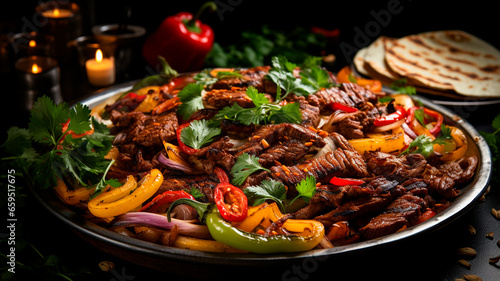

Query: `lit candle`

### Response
(41, 8, 74, 18)
(15, 56, 61, 110)
(85, 49, 115, 87)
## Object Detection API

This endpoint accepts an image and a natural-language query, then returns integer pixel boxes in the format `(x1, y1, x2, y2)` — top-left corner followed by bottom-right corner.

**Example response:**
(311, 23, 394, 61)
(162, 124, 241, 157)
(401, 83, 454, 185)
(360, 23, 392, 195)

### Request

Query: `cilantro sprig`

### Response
(401, 124, 452, 158)
(214, 86, 302, 125)
(230, 153, 270, 186)
(244, 176, 317, 213)
(2, 96, 119, 193)
(177, 83, 205, 120)
(180, 119, 221, 150)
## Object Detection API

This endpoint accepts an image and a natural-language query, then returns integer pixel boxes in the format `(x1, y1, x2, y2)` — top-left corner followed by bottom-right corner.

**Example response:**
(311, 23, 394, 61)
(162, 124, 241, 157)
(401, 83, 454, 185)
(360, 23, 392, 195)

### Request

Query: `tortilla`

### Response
(364, 36, 401, 81)
(353, 46, 370, 76)
(385, 30, 500, 98)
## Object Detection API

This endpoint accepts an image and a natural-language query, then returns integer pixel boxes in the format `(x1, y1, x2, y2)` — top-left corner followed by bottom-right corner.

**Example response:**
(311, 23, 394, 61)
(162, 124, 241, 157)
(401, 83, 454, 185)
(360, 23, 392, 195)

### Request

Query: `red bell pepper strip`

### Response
(330, 176, 365, 186)
(373, 105, 407, 127)
(416, 209, 436, 224)
(405, 106, 443, 136)
(329, 102, 358, 113)
(176, 122, 199, 155)
(139, 190, 194, 213)
(214, 182, 248, 222)
(123, 92, 147, 103)
(142, 2, 216, 72)
(422, 108, 443, 136)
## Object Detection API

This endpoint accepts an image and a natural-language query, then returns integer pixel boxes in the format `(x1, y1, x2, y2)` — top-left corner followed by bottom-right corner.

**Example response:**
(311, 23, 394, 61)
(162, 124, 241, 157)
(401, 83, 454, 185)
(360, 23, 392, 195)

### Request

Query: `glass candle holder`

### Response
(9, 32, 55, 59)
(35, 1, 83, 63)
(68, 35, 116, 87)
(15, 55, 61, 111)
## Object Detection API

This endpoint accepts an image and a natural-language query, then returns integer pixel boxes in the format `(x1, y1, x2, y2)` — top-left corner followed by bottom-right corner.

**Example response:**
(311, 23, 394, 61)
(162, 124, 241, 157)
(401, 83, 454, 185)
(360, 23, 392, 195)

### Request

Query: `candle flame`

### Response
(29, 40, 36, 47)
(95, 49, 103, 62)
(53, 8, 60, 17)
(32, 63, 41, 74)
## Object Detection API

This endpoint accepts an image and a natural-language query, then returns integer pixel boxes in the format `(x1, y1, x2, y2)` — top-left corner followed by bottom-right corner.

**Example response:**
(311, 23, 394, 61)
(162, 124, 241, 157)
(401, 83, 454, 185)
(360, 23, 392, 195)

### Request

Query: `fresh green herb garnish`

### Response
(378, 96, 395, 104)
(266, 56, 317, 99)
(230, 153, 270, 186)
(180, 119, 221, 149)
(390, 78, 417, 95)
(214, 86, 302, 125)
(244, 179, 288, 212)
(2, 96, 119, 193)
(177, 83, 205, 120)
(401, 124, 452, 158)
(193, 69, 245, 86)
(244, 176, 316, 213)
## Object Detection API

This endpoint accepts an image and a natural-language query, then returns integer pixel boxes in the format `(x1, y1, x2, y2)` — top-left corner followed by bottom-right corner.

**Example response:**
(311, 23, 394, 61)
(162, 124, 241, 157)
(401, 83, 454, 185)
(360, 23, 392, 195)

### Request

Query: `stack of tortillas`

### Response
(354, 30, 500, 98)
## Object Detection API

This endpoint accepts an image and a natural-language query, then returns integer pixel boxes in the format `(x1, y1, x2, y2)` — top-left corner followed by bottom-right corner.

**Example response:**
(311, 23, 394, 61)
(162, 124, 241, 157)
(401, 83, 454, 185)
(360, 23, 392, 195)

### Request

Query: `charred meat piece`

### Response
(158, 174, 218, 203)
(111, 111, 178, 147)
(210, 66, 271, 92)
(359, 194, 426, 240)
(258, 139, 309, 168)
(307, 83, 378, 110)
(203, 87, 274, 110)
(366, 152, 427, 183)
(233, 123, 326, 157)
(271, 146, 369, 188)
(314, 185, 406, 227)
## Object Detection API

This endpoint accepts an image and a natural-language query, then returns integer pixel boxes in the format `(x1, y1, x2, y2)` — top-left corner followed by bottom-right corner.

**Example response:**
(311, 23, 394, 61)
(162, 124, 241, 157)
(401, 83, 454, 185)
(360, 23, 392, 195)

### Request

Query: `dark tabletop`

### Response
(1, 1, 499, 280)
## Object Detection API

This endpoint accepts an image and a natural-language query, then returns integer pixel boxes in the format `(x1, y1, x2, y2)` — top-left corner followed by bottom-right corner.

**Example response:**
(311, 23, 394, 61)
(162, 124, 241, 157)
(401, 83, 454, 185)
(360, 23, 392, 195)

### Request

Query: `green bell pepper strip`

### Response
(167, 199, 325, 253)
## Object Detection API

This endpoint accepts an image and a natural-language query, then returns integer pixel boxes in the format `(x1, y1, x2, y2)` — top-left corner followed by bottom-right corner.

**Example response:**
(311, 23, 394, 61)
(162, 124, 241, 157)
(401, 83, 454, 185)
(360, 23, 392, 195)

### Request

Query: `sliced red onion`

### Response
(110, 212, 210, 238)
(401, 122, 418, 139)
(371, 118, 405, 133)
(158, 152, 195, 173)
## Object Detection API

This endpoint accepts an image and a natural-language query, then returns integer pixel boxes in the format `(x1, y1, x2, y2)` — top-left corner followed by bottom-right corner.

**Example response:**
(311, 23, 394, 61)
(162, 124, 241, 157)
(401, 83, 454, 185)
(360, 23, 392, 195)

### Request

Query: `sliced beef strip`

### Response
(232, 123, 326, 157)
(258, 139, 309, 168)
(359, 193, 426, 240)
(158, 174, 218, 203)
(270, 132, 368, 188)
(365, 152, 427, 183)
(314, 185, 406, 227)
(209, 66, 271, 92)
(307, 82, 378, 110)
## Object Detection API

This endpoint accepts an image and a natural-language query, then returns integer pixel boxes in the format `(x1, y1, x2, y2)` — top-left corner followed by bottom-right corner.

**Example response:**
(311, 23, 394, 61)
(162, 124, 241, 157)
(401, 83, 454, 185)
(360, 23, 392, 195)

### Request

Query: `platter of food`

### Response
(353, 30, 500, 105)
(25, 56, 492, 275)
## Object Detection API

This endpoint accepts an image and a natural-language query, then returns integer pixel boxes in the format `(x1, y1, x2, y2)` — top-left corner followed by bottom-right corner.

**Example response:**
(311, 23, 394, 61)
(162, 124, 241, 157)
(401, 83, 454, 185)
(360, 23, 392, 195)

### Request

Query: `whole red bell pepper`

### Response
(142, 2, 216, 73)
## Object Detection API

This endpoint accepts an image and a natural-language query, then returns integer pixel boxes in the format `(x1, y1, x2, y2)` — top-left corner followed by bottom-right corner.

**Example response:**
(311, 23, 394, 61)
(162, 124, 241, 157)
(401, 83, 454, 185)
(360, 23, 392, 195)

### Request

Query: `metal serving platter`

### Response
(32, 81, 493, 277)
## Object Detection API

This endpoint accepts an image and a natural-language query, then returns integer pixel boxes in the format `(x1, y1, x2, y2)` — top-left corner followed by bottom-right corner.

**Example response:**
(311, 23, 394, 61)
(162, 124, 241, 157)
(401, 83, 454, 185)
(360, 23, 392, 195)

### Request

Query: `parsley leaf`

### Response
(244, 179, 287, 211)
(28, 96, 68, 146)
(266, 56, 316, 99)
(180, 119, 221, 149)
(230, 153, 270, 186)
(177, 83, 205, 120)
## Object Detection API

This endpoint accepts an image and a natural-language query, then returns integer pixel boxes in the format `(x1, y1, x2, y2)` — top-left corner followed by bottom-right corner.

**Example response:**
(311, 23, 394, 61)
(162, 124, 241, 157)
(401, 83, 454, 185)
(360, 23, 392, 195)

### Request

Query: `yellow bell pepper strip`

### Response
(54, 178, 96, 205)
(173, 235, 246, 253)
(88, 169, 163, 218)
(134, 87, 163, 113)
(167, 199, 324, 253)
(439, 126, 468, 162)
(336, 66, 382, 93)
(232, 202, 284, 232)
(348, 126, 405, 155)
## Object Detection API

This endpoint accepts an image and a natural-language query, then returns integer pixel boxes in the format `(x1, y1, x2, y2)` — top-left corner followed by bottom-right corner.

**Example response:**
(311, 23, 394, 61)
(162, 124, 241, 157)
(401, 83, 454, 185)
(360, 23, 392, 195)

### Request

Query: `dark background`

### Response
(1, 1, 499, 281)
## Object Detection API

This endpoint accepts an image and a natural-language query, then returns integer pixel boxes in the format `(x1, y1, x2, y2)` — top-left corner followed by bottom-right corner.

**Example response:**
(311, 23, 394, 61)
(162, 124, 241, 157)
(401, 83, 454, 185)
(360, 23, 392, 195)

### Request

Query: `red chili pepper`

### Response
(139, 190, 194, 213)
(423, 108, 443, 136)
(330, 176, 365, 186)
(373, 105, 407, 127)
(416, 209, 436, 224)
(214, 182, 248, 222)
(329, 102, 358, 113)
(213, 166, 229, 184)
(176, 122, 199, 155)
(142, 2, 216, 72)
